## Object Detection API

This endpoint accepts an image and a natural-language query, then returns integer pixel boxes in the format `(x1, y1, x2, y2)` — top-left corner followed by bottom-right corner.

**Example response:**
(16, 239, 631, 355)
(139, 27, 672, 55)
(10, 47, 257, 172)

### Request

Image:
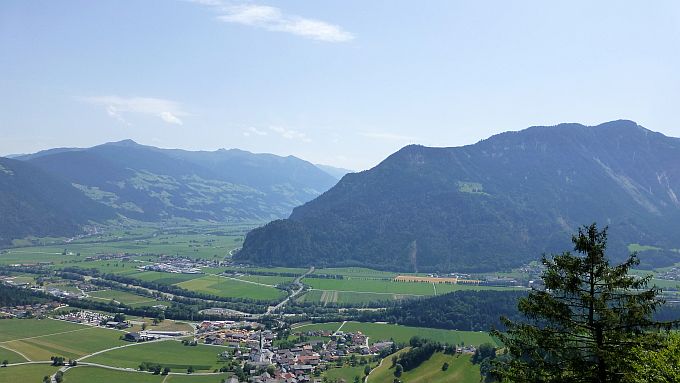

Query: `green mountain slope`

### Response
(236, 120, 680, 272)
(20, 140, 338, 222)
(0, 157, 115, 245)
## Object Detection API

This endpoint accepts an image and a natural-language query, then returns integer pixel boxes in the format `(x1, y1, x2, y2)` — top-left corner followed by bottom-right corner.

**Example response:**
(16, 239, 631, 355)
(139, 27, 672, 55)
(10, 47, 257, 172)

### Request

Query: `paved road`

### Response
(5, 360, 51, 367)
(334, 320, 348, 335)
(365, 355, 388, 383)
(265, 266, 314, 315)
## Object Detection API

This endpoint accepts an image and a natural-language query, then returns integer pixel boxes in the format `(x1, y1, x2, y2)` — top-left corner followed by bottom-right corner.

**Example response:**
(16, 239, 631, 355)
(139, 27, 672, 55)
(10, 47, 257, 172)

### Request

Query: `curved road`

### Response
(265, 266, 314, 315)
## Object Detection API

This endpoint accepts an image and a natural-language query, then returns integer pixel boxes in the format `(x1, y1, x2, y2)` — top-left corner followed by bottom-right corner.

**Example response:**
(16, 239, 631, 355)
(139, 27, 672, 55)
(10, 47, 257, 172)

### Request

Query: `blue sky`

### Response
(1, 1, 679, 170)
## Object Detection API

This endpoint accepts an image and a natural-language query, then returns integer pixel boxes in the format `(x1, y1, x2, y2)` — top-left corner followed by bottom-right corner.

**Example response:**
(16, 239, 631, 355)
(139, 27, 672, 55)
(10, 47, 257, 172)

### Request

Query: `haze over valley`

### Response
(2, 1, 680, 383)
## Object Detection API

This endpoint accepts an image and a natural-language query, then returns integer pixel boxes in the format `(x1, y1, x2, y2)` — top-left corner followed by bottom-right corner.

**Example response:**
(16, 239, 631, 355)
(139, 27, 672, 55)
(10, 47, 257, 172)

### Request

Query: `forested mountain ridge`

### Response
(17, 140, 338, 222)
(0, 157, 115, 245)
(236, 120, 680, 272)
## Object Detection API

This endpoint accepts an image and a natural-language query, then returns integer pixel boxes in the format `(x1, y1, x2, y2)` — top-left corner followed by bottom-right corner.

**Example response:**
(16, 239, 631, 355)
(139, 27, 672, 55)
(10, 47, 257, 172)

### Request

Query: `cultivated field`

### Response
(298, 277, 519, 306)
(88, 289, 160, 306)
(0, 346, 27, 363)
(297, 290, 418, 305)
(0, 364, 59, 382)
(0, 322, 127, 360)
(324, 363, 372, 382)
(63, 366, 230, 383)
(235, 274, 294, 285)
(176, 274, 286, 301)
(0, 319, 88, 342)
(85, 340, 231, 371)
(63, 366, 164, 383)
(316, 267, 398, 279)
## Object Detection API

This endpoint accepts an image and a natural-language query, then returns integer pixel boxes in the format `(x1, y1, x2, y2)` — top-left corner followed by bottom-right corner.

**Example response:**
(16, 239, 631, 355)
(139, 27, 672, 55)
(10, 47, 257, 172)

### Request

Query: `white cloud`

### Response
(242, 126, 268, 137)
(192, 1, 354, 42)
(360, 132, 418, 141)
(83, 96, 187, 125)
(270, 126, 311, 142)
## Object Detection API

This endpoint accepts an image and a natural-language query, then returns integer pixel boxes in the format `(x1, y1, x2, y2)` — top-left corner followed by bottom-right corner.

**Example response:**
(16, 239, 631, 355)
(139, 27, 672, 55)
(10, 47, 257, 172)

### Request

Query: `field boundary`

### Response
(0, 326, 92, 344)
(0, 344, 31, 361)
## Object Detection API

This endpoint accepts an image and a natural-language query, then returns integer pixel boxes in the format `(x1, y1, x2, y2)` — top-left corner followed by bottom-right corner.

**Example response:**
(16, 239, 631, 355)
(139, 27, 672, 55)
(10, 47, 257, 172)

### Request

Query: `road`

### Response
(265, 266, 314, 315)
(0, 344, 31, 361)
(334, 320, 348, 335)
(47, 338, 230, 382)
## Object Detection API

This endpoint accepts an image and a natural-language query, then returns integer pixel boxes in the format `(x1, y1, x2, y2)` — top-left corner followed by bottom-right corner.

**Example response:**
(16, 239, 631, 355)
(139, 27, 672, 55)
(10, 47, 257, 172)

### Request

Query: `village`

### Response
(192, 320, 478, 383)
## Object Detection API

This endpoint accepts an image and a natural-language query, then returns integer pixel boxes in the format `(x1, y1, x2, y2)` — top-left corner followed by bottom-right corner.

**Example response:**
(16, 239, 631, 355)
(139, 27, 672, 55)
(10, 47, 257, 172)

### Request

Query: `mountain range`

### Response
(235, 120, 680, 272)
(0, 157, 115, 244)
(0, 140, 339, 244)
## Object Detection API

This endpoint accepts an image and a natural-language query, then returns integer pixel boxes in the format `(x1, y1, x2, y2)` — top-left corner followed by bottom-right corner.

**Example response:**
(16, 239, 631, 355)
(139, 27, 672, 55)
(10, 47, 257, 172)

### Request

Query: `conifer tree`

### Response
(493, 224, 675, 382)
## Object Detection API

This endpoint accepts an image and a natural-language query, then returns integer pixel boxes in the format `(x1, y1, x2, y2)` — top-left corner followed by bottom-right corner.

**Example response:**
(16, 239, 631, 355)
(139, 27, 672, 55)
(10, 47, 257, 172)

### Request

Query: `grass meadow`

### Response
(0, 364, 59, 382)
(88, 289, 160, 306)
(85, 340, 231, 371)
(1, 325, 126, 360)
(368, 351, 480, 383)
(176, 274, 285, 301)
(63, 366, 230, 383)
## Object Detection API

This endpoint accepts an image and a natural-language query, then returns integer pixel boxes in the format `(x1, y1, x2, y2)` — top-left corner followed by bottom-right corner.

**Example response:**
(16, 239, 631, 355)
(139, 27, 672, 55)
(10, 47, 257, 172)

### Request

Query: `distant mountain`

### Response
(235, 121, 680, 272)
(315, 164, 354, 180)
(16, 140, 339, 223)
(0, 157, 115, 245)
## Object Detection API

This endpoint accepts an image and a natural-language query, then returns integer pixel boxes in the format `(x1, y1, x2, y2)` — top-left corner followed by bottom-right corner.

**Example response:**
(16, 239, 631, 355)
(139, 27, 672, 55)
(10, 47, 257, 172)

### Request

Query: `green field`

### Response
(325, 363, 372, 382)
(74, 260, 150, 275)
(4, 233, 242, 261)
(222, 266, 310, 275)
(303, 278, 516, 301)
(369, 351, 480, 383)
(297, 289, 419, 305)
(2, 325, 127, 360)
(1, 221, 255, 267)
(88, 289, 160, 306)
(316, 267, 398, 279)
(85, 340, 231, 371)
(235, 275, 294, 285)
(400, 353, 480, 383)
(126, 317, 193, 333)
(292, 321, 343, 333)
(165, 373, 232, 383)
(125, 271, 204, 285)
(293, 321, 498, 346)
(0, 319, 87, 342)
(649, 278, 680, 290)
(0, 363, 59, 382)
(367, 348, 410, 382)
(0, 345, 27, 363)
(63, 366, 164, 383)
(628, 243, 662, 253)
(176, 274, 285, 301)
(63, 366, 230, 383)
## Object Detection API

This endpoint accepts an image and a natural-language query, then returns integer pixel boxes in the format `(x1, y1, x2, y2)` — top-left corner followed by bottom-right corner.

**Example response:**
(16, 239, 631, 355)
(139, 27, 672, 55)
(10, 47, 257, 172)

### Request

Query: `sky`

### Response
(1, 1, 679, 170)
